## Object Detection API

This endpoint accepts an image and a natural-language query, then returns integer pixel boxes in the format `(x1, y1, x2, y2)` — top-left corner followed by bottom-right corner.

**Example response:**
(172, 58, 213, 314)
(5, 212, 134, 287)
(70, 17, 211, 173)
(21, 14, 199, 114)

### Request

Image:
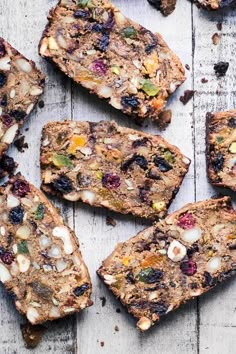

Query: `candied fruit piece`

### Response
(136, 267, 164, 283)
(52, 154, 73, 168)
(91, 59, 107, 76)
(1, 251, 14, 265)
(102, 173, 121, 189)
(141, 79, 159, 97)
(177, 213, 196, 229)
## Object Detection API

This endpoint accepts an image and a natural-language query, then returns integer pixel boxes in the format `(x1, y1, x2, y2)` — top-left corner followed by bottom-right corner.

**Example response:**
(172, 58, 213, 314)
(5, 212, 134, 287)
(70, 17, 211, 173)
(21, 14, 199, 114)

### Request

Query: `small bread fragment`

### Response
(97, 197, 236, 331)
(40, 120, 190, 220)
(0, 174, 92, 324)
(196, 0, 236, 10)
(0, 38, 45, 157)
(39, 0, 185, 123)
(206, 110, 236, 192)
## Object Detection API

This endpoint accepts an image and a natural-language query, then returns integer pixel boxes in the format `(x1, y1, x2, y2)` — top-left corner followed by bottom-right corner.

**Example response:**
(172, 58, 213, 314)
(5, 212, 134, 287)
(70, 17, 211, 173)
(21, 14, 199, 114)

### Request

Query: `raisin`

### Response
(0, 72, 7, 87)
(139, 187, 149, 203)
(73, 283, 89, 297)
(187, 243, 199, 258)
(121, 96, 139, 109)
(92, 23, 104, 32)
(202, 271, 217, 288)
(1, 114, 13, 127)
(52, 175, 73, 194)
(212, 153, 224, 173)
(132, 137, 149, 148)
(9, 205, 24, 225)
(136, 267, 164, 283)
(0, 41, 6, 57)
(154, 156, 172, 172)
(180, 260, 197, 276)
(0, 155, 16, 174)
(229, 244, 236, 250)
(214, 62, 229, 77)
(1, 251, 14, 265)
(228, 117, 236, 128)
(126, 272, 135, 284)
(121, 154, 148, 171)
(146, 170, 161, 180)
(102, 173, 121, 189)
(98, 33, 110, 52)
(9, 109, 26, 121)
(74, 10, 90, 18)
(91, 59, 107, 75)
(142, 29, 157, 54)
(12, 179, 30, 197)
(0, 93, 7, 106)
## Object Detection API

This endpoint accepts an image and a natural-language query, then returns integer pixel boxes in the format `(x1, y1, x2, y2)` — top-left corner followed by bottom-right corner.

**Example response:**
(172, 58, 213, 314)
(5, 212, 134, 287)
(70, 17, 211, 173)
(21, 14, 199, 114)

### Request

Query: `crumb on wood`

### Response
(0, 155, 17, 178)
(106, 216, 116, 227)
(116, 308, 121, 313)
(216, 22, 222, 31)
(114, 325, 119, 332)
(25, 127, 29, 132)
(214, 62, 229, 77)
(185, 64, 190, 70)
(14, 136, 28, 152)
(20, 322, 45, 349)
(158, 109, 172, 129)
(38, 100, 45, 109)
(212, 33, 220, 45)
(100, 341, 105, 347)
(100, 296, 106, 307)
(201, 78, 208, 84)
(179, 90, 195, 105)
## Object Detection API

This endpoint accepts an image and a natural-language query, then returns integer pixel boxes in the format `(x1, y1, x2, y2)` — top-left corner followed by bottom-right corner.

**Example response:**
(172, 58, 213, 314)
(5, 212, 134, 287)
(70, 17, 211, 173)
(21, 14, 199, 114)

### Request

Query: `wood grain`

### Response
(0, 0, 235, 353)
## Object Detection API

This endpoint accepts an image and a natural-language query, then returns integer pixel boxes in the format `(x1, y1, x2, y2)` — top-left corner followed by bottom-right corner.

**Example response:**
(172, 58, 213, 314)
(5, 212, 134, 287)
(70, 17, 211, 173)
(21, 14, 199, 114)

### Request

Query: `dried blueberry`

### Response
(9, 109, 26, 121)
(180, 260, 197, 276)
(73, 283, 89, 297)
(74, 10, 90, 18)
(102, 173, 121, 189)
(0, 155, 16, 174)
(0, 72, 7, 87)
(126, 272, 135, 284)
(92, 23, 104, 32)
(214, 62, 229, 77)
(1, 251, 14, 265)
(9, 205, 24, 225)
(0, 247, 4, 256)
(0, 93, 7, 106)
(0, 41, 6, 57)
(98, 33, 110, 52)
(121, 96, 139, 109)
(136, 267, 164, 283)
(228, 117, 236, 128)
(77, 173, 90, 187)
(154, 156, 172, 172)
(52, 175, 73, 194)
(212, 153, 224, 173)
(1, 114, 13, 127)
(121, 154, 148, 171)
(12, 179, 30, 197)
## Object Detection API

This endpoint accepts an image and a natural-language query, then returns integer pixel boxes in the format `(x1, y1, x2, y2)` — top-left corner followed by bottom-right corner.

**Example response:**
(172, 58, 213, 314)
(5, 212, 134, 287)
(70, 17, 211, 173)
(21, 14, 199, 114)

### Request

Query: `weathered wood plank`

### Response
(193, 6, 236, 354)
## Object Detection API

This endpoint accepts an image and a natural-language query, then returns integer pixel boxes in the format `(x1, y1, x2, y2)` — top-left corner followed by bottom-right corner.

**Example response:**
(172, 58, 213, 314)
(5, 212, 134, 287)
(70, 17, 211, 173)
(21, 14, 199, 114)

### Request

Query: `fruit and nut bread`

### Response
(0, 173, 92, 324)
(97, 197, 236, 331)
(0, 38, 45, 157)
(147, 0, 177, 16)
(40, 120, 190, 219)
(206, 110, 236, 191)
(39, 0, 185, 123)
(196, 0, 236, 9)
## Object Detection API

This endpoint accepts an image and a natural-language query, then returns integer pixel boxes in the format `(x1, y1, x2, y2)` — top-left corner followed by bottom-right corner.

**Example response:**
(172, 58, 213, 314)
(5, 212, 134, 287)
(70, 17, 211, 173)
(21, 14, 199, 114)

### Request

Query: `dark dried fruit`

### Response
(180, 260, 197, 276)
(9, 205, 24, 225)
(0, 155, 16, 174)
(147, 0, 176, 16)
(73, 283, 89, 296)
(139, 187, 149, 203)
(98, 33, 110, 52)
(31, 281, 53, 300)
(0, 41, 6, 57)
(121, 96, 139, 109)
(228, 117, 236, 128)
(9, 109, 26, 121)
(21, 323, 45, 349)
(212, 154, 224, 173)
(92, 23, 104, 32)
(229, 244, 236, 250)
(0, 72, 7, 87)
(126, 272, 135, 284)
(14, 136, 28, 152)
(150, 301, 168, 316)
(52, 175, 73, 194)
(142, 29, 157, 54)
(1, 114, 13, 127)
(214, 62, 229, 77)
(132, 137, 149, 149)
(202, 271, 217, 288)
(0, 93, 7, 106)
(121, 154, 148, 171)
(154, 156, 172, 172)
(146, 170, 161, 180)
(180, 90, 194, 105)
(102, 173, 121, 189)
(177, 213, 196, 229)
(74, 10, 90, 18)
(187, 243, 199, 258)
(103, 12, 115, 30)
(12, 179, 30, 197)
(136, 267, 164, 283)
(1, 251, 14, 265)
(106, 216, 116, 227)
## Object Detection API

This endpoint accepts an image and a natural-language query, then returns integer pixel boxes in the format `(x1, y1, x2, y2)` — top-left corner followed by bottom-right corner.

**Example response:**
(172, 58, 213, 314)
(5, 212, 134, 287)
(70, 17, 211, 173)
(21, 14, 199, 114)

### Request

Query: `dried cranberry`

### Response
(212, 153, 224, 173)
(214, 62, 229, 77)
(0, 93, 7, 106)
(12, 179, 30, 197)
(9, 205, 24, 225)
(91, 59, 107, 76)
(73, 283, 89, 297)
(98, 33, 110, 52)
(0, 41, 6, 57)
(9, 109, 26, 121)
(154, 156, 172, 172)
(121, 154, 148, 171)
(121, 96, 139, 109)
(1, 114, 13, 127)
(180, 260, 197, 276)
(52, 175, 73, 194)
(74, 10, 90, 18)
(177, 213, 196, 229)
(0, 155, 16, 174)
(102, 173, 121, 189)
(1, 251, 14, 265)
(228, 117, 236, 128)
(0, 72, 7, 87)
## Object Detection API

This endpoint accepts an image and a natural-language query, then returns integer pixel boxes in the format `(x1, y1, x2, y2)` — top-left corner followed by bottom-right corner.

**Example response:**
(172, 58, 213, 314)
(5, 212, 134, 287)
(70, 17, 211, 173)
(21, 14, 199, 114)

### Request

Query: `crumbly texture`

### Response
(39, 0, 185, 123)
(147, 0, 177, 16)
(40, 120, 190, 220)
(196, 0, 236, 9)
(0, 174, 92, 325)
(206, 110, 236, 192)
(0, 38, 45, 157)
(97, 197, 236, 331)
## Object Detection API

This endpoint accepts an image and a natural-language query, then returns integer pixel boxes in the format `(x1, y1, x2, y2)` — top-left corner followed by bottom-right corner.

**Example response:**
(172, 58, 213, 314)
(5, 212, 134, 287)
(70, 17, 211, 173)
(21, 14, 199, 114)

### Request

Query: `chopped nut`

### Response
(167, 240, 187, 262)
(15, 58, 32, 73)
(16, 254, 30, 272)
(0, 263, 12, 282)
(52, 226, 74, 254)
(2, 124, 19, 144)
(16, 225, 31, 240)
(137, 317, 152, 331)
(26, 307, 40, 324)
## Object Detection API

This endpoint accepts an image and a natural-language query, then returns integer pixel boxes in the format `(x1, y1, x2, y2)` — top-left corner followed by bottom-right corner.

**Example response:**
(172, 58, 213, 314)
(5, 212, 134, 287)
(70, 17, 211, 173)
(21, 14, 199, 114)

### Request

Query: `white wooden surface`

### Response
(0, 0, 235, 353)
